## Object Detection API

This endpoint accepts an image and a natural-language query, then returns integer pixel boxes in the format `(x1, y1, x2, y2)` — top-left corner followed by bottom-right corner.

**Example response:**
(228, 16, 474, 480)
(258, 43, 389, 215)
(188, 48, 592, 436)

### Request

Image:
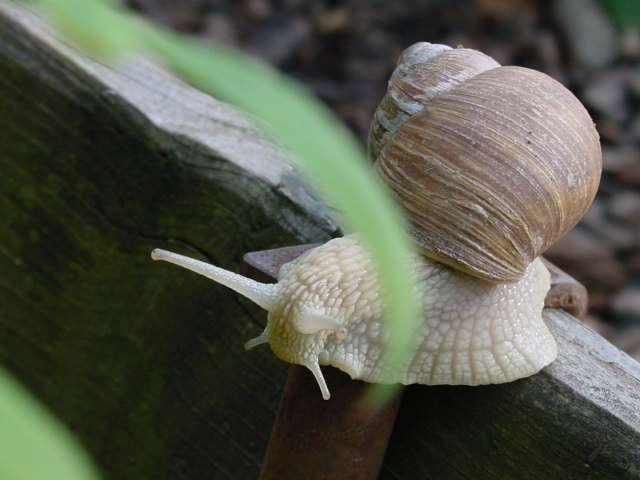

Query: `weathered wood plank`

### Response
(1, 2, 639, 480)
(0, 2, 333, 479)
(382, 308, 640, 480)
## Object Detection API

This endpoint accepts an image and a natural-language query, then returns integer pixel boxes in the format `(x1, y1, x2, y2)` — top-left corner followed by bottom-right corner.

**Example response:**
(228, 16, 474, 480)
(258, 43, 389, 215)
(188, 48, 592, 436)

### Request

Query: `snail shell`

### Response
(370, 43, 602, 282)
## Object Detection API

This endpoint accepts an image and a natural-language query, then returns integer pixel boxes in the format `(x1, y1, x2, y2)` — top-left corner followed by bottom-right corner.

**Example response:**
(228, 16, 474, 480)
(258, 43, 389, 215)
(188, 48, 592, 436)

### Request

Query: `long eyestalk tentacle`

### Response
(298, 311, 347, 339)
(151, 249, 279, 311)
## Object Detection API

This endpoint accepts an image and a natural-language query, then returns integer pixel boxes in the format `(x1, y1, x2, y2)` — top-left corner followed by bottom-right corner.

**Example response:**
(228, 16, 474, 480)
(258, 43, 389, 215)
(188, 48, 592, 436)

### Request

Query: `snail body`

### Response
(151, 43, 601, 399)
(152, 235, 554, 400)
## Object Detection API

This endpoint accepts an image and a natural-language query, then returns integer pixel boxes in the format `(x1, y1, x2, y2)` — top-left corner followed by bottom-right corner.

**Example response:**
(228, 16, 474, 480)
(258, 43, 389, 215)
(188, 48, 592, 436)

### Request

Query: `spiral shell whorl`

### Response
(375, 64, 602, 282)
(368, 43, 500, 161)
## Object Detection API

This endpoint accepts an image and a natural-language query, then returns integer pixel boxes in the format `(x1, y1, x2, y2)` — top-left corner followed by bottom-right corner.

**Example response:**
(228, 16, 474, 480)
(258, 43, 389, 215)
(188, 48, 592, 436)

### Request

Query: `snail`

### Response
(151, 43, 602, 400)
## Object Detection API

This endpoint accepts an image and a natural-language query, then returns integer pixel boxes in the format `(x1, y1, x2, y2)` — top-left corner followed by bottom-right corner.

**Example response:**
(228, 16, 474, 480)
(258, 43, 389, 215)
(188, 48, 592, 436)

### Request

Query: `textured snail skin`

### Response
(152, 235, 556, 400)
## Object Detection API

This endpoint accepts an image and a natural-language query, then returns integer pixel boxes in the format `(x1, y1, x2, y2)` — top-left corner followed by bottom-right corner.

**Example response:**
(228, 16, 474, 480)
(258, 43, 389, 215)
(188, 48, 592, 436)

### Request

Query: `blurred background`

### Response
(124, 0, 640, 360)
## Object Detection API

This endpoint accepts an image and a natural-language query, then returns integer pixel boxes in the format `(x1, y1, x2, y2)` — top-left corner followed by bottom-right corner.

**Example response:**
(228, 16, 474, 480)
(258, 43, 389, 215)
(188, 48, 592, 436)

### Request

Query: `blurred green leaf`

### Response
(0, 367, 100, 480)
(23, 0, 419, 406)
(24, 0, 145, 54)
(142, 34, 421, 401)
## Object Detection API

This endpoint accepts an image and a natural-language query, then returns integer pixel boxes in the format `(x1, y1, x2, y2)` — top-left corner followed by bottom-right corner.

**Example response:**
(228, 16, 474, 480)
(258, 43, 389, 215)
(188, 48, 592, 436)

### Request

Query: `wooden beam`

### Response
(383, 309, 640, 479)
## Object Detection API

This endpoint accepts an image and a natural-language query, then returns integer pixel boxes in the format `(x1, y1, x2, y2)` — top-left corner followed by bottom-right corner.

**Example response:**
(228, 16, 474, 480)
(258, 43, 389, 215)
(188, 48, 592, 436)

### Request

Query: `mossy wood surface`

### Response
(0, 2, 333, 479)
(1, 2, 639, 479)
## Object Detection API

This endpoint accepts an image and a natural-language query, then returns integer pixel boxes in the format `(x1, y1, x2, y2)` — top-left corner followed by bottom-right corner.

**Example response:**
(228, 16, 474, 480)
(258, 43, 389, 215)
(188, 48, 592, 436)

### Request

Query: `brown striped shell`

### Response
(370, 43, 602, 282)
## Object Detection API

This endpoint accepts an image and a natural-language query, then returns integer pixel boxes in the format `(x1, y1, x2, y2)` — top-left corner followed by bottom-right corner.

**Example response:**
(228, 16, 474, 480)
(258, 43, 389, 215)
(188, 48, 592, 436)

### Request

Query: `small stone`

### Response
(245, 0, 272, 20)
(627, 64, 640, 98)
(535, 30, 567, 84)
(611, 288, 640, 323)
(607, 191, 640, 226)
(602, 146, 638, 172)
(544, 227, 626, 292)
(202, 13, 239, 46)
(247, 15, 311, 65)
(602, 146, 640, 187)
(552, 0, 618, 69)
(582, 68, 630, 122)
(617, 162, 640, 187)
(317, 8, 350, 33)
(627, 252, 640, 275)
(619, 27, 640, 60)
(581, 200, 638, 250)
(593, 117, 625, 143)
(580, 199, 607, 230)
(587, 290, 609, 313)
(607, 326, 640, 360)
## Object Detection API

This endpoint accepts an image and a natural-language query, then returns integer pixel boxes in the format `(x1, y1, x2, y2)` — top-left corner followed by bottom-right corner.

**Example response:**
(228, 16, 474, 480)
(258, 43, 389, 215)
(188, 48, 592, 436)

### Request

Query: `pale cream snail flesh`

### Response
(151, 43, 601, 400)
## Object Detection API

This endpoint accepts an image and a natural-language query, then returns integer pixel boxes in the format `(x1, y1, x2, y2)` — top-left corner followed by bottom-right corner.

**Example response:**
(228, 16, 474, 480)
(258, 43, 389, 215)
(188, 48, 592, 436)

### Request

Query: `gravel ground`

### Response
(125, 0, 640, 360)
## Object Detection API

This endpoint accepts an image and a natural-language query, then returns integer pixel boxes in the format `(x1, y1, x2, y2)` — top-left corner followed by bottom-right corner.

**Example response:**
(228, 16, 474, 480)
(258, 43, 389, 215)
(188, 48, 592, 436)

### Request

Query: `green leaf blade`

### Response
(0, 367, 100, 480)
